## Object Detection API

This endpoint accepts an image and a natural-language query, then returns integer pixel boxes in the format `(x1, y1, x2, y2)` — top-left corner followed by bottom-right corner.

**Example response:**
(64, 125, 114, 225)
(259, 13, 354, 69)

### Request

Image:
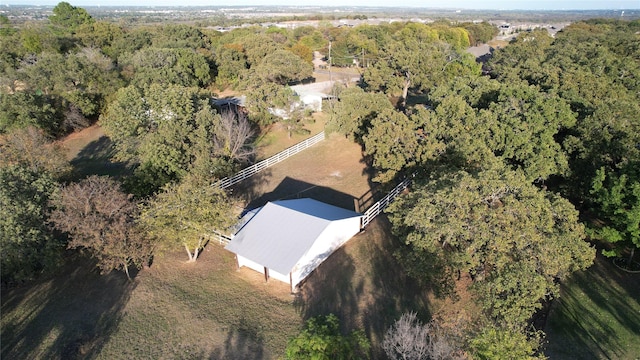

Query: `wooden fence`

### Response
(213, 131, 325, 189)
(360, 176, 412, 228)
(206, 229, 234, 245)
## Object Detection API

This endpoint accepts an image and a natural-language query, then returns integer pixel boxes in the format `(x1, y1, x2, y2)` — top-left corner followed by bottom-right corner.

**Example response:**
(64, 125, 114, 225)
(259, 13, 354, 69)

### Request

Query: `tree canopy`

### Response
(0, 166, 62, 285)
(387, 166, 594, 328)
(49, 1, 94, 34)
(49, 176, 153, 279)
(100, 84, 248, 192)
(139, 175, 236, 262)
(286, 314, 370, 360)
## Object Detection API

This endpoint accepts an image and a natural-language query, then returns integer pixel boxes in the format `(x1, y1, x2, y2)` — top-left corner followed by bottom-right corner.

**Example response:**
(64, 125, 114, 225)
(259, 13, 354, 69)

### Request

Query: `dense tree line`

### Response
(327, 19, 637, 358)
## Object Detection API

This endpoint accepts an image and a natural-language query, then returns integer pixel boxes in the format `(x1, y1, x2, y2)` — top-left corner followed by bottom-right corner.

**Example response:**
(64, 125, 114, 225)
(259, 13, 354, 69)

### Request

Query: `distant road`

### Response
(313, 69, 361, 83)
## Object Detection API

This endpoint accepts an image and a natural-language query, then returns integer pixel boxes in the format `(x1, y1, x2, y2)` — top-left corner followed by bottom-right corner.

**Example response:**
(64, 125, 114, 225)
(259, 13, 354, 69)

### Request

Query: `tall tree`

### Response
(253, 49, 312, 85)
(50, 176, 152, 279)
(589, 166, 640, 266)
(152, 24, 210, 50)
(101, 84, 242, 192)
(327, 86, 393, 141)
(363, 23, 479, 107)
(122, 47, 211, 88)
(139, 175, 236, 262)
(0, 92, 62, 136)
(488, 29, 554, 85)
(213, 43, 248, 89)
(363, 107, 445, 183)
(0, 166, 62, 285)
(387, 166, 594, 328)
(426, 77, 576, 182)
(49, 2, 94, 34)
(189, 108, 256, 180)
(0, 126, 70, 178)
(244, 82, 295, 126)
(15, 48, 122, 128)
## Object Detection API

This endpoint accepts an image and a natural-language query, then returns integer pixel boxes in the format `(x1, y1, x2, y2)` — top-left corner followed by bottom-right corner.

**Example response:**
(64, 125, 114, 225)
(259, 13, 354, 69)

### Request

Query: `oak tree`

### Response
(139, 175, 236, 262)
(589, 167, 640, 266)
(49, 176, 152, 279)
(387, 166, 594, 328)
(0, 166, 62, 285)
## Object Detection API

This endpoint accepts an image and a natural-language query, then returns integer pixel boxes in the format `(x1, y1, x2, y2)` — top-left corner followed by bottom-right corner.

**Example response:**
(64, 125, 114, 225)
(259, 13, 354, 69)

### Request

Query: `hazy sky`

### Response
(0, 0, 638, 9)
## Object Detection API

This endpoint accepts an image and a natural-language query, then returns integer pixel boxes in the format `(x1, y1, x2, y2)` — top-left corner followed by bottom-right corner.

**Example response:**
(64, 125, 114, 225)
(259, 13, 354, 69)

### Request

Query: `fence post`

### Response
(360, 176, 412, 229)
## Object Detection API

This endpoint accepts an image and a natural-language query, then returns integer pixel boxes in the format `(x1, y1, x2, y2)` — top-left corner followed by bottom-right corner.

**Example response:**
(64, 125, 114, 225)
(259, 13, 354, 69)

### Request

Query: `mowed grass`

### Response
(1, 247, 301, 360)
(96, 246, 301, 359)
(2, 118, 434, 359)
(61, 124, 130, 180)
(544, 254, 640, 359)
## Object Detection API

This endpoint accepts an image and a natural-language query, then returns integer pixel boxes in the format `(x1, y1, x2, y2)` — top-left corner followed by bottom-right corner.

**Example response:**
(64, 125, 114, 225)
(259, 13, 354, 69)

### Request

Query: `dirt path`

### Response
(60, 124, 106, 161)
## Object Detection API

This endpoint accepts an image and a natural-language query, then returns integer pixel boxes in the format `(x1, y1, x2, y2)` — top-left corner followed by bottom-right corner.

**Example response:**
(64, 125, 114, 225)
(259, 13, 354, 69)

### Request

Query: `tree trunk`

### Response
(185, 244, 195, 262)
(124, 262, 131, 280)
(401, 73, 411, 109)
(627, 247, 636, 268)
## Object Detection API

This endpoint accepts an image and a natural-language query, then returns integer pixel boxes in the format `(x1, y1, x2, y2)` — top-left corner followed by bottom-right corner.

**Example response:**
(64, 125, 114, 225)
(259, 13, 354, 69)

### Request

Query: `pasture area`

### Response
(1, 120, 434, 359)
(5, 116, 635, 359)
(544, 254, 640, 359)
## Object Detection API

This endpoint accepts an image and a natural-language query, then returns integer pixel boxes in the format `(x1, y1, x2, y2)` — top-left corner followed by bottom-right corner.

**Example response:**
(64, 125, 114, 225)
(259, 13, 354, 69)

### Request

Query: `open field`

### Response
(544, 254, 640, 359)
(1, 119, 433, 359)
(5, 116, 639, 359)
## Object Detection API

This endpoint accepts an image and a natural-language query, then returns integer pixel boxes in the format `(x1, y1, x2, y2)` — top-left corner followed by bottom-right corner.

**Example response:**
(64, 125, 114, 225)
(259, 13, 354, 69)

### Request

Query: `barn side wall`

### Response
(237, 255, 264, 275)
(237, 255, 290, 284)
(291, 216, 362, 287)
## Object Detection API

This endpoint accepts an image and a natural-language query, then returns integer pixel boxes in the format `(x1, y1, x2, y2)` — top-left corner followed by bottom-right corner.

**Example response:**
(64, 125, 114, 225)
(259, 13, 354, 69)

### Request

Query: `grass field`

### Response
(544, 254, 640, 359)
(1, 119, 434, 359)
(4, 115, 639, 359)
(60, 124, 130, 180)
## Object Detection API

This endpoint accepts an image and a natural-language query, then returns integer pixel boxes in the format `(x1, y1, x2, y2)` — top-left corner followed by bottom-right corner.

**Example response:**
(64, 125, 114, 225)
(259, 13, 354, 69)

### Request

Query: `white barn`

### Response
(225, 199, 362, 292)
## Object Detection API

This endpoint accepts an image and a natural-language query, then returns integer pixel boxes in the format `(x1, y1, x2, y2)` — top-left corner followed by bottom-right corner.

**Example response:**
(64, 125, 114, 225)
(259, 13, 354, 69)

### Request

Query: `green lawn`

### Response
(1, 247, 302, 360)
(1, 123, 434, 359)
(544, 254, 640, 359)
(63, 125, 131, 180)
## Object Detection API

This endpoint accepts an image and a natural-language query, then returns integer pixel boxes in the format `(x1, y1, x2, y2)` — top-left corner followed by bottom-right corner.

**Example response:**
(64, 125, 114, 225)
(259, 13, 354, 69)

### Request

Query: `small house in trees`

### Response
(290, 81, 336, 112)
(225, 199, 362, 292)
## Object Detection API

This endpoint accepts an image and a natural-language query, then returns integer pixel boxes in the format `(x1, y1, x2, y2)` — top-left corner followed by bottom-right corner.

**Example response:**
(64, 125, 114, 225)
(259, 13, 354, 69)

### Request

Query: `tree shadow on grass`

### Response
(296, 216, 434, 359)
(69, 135, 130, 180)
(208, 317, 266, 360)
(1, 255, 136, 360)
(544, 253, 640, 359)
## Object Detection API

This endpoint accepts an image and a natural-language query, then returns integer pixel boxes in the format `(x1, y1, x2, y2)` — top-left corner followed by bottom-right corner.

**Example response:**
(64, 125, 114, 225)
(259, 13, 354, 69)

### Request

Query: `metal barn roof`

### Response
(225, 199, 361, 275)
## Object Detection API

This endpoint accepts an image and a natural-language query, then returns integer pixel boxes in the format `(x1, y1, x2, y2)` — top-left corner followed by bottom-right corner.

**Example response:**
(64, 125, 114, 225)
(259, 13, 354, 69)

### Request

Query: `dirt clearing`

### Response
(235, 128, 373, 212)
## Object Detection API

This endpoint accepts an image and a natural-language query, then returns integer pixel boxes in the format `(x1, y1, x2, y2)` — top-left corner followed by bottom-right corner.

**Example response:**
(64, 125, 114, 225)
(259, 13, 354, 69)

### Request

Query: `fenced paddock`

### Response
(213, 131, 325, 189)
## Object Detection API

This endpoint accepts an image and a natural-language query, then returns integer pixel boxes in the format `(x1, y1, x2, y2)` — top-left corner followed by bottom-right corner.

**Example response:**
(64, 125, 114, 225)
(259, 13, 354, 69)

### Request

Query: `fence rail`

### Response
(361, 176, 412, 228)
(214, 131, 325, 189)
(206, 229, 234, 245)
